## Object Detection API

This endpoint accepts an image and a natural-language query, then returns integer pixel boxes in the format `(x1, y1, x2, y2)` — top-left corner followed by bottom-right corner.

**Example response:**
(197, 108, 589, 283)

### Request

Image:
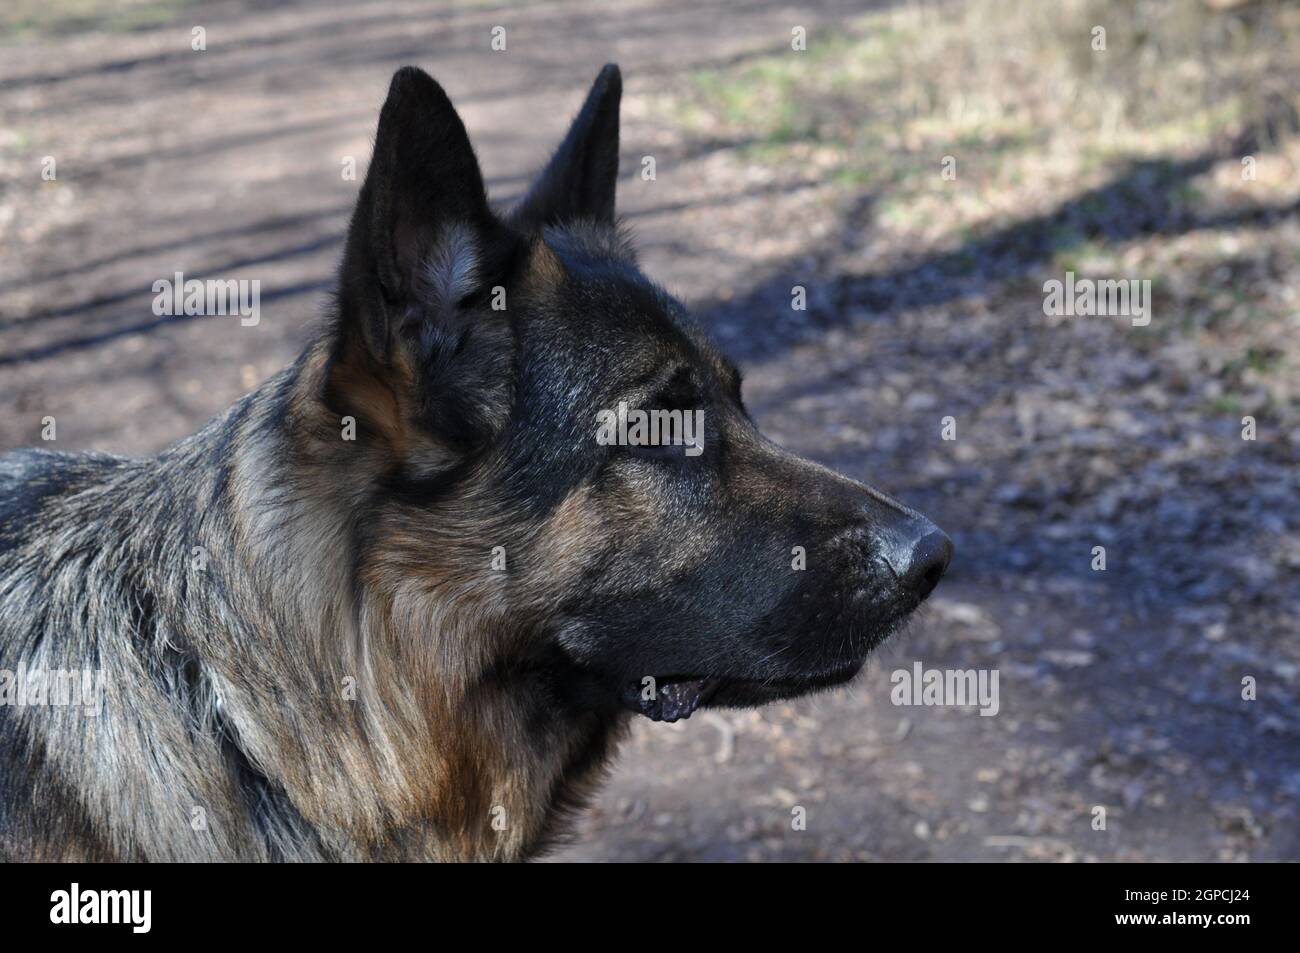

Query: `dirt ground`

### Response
(1, 0, 1297, 862)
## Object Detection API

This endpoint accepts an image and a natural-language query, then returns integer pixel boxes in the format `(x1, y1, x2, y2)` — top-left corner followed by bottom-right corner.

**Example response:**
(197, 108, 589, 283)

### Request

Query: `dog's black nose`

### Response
(898, 530, 953, 602)
(878, 521, 953, 603)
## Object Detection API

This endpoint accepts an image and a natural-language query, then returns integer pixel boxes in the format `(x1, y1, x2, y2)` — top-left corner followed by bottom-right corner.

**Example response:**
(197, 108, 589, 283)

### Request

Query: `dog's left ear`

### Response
(511, 64, 621, 228)
(331, 67, 519, 449)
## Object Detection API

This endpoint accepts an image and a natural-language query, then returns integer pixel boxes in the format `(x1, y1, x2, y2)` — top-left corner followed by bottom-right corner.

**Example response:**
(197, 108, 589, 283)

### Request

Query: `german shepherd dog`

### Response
(0, 65, 951, 862)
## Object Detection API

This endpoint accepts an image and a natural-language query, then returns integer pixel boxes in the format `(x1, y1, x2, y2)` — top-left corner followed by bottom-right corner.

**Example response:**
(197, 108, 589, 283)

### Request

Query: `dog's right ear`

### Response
(511, 64, 622, 229)
(338, 66, 512, 363)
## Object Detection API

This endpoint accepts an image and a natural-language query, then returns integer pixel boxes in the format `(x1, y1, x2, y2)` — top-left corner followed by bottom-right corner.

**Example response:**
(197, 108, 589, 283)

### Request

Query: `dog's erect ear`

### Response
(511, 64, 621, 229)
(333, 67, 519, 448)
(339, 66, 512, 362)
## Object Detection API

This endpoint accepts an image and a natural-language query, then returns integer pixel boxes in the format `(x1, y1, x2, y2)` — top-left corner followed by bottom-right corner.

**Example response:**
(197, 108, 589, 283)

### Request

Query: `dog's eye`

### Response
(598, 405, 707, 464)
(624, 406, 707, 462)
(597, 365, 709, 462)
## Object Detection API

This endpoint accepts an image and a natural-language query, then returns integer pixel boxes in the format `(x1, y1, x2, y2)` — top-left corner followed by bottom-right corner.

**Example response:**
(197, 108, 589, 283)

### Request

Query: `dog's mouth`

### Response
(621, 677, 721, 722)
(620, 665, 863, 723)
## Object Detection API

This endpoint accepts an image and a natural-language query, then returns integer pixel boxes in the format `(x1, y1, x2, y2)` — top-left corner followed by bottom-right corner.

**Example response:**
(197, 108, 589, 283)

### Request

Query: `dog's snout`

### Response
(897, 529, 953, 602)
(876, 518, 953, 604)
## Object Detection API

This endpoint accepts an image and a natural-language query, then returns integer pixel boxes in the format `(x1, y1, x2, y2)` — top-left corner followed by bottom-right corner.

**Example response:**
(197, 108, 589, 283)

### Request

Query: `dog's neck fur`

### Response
(6, 346, 622, 862)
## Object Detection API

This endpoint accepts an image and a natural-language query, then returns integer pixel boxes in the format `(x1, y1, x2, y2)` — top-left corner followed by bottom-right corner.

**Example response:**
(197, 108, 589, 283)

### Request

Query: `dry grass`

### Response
(666, 0, 1300, 416)
(0, 0, 197, 39)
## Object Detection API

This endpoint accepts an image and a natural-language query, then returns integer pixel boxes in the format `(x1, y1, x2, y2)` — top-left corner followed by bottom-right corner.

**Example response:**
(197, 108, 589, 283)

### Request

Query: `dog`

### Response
(0, 64, 951, 861)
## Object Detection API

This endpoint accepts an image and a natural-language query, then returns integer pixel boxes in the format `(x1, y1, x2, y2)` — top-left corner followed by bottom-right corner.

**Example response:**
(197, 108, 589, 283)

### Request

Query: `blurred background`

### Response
(1, 0, 1297, 860)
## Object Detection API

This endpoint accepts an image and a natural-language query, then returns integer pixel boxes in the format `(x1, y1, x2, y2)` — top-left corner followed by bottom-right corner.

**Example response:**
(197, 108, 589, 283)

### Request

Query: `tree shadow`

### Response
(701, 143, 1300, 365)
(0, 167, 824, 362)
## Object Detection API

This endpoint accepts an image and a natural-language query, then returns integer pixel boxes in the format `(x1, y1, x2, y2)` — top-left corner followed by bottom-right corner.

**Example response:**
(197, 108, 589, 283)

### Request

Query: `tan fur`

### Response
(185, 341, 623, 860)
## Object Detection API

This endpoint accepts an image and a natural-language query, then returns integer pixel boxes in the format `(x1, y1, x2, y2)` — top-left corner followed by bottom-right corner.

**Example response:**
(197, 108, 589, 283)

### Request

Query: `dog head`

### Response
(326, 65, 951, 724)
